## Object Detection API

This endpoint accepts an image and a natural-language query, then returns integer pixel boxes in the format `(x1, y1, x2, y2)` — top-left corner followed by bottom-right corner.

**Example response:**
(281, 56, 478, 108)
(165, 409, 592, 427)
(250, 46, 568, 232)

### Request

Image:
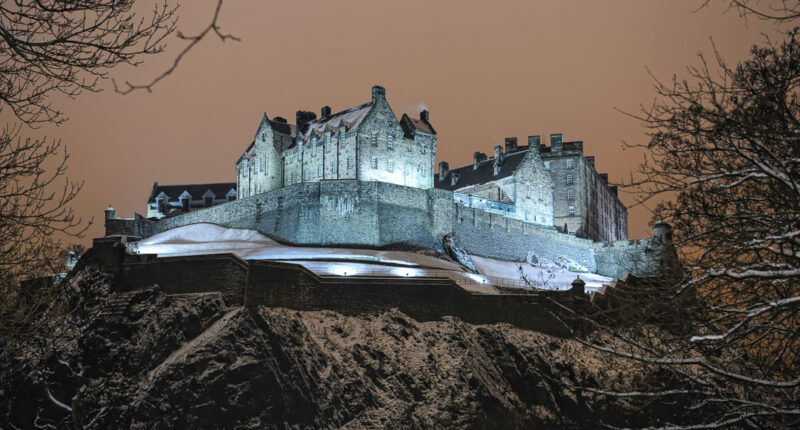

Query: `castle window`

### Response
(242, 187, 247, 197)
(544, 161, 550, 170)
(262, 156, 267, 173)
(318, 165, 323, 177)
(371, 131, 377, 146)
(387, 134, 393, 149)
(567, 189, 575, 201)
(347, 157, 353, 170)
(371, 157, 378, 169)
(204, 197, 213, 207)
(568, 205, 575, 216)
(538, 186, 543, 200)
(566, 159, 574, 169)
(255, 158, 260, 172)
(525, 184, 531, 199)
(291, 173, 297, 184)
(566, 174, 574, 185)
(304, 170, 310, 181)
(387, 159, 393, 172)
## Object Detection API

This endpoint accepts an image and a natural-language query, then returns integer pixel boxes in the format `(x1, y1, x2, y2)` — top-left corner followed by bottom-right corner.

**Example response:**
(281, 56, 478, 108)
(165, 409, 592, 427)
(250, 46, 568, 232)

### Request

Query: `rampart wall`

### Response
(155, 180, 453, 249)
(452, 203, 598, 271)
(107, 179, 668, 279)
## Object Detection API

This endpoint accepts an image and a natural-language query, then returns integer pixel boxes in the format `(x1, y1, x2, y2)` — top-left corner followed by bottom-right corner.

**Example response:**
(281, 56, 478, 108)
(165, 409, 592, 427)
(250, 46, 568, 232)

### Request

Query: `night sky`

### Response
(6, 0, 779, 244)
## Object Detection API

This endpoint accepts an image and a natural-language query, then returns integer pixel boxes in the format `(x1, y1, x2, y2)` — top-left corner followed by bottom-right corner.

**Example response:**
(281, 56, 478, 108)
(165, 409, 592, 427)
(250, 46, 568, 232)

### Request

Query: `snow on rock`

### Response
(127, 223, 613, 292)
(442, 235, 478, 273)
(471, 256, 611, 292)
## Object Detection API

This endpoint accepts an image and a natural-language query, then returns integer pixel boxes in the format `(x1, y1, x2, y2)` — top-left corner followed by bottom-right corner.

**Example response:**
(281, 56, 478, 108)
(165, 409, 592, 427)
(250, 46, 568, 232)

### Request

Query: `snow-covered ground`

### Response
(128, 223, 611, 293)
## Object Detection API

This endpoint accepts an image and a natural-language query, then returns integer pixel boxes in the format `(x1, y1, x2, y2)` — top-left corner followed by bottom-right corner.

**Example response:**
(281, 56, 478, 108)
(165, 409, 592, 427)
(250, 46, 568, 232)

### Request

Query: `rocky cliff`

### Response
(1, 269, 672, 429)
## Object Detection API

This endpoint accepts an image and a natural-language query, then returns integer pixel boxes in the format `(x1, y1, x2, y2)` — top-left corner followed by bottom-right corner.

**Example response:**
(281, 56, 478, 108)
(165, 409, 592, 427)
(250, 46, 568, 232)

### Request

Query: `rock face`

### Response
(2, 271, 664, 429)
(443, 234, 478, 273)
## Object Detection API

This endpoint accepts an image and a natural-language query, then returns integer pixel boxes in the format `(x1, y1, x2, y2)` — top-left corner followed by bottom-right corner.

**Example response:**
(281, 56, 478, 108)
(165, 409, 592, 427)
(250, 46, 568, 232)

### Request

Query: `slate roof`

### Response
(303, 101, 373, 139)
(434, 150, 528, 191)
(147, 182, 237, 203)
(400, 113, 436, 138)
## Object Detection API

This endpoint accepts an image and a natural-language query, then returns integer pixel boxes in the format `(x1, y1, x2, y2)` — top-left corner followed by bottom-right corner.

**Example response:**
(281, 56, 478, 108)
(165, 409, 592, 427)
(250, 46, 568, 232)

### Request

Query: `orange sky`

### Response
(6, 0, 780, 245)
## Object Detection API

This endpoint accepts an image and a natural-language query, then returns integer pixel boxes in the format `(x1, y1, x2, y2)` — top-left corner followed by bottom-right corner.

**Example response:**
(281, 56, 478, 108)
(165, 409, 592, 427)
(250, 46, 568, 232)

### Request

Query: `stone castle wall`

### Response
(155, 180, 452, 249)
(111, 179, 667, 279)
(452, 204, 598, 272)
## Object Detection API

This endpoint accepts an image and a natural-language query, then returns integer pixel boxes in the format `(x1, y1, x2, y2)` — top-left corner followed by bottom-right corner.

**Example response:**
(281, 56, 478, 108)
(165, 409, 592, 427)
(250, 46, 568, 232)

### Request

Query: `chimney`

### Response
(371, 85, 386, 102)
(609, 185, 618, 196)
(321, 106, 331, 118)
(420, 110, 429, 122)
(527, 135, 541, 150)
(438, 161, 449, 179)
(585, 156, 595, 168)
(493, 145, 504, 162)
(599, 173, 609, 184)
(273, 116, 287, 123)
(295, 110, 317, 134)
(504, 137, 518, 153)
(473, 152, 487, 169)
(550, 133, 563, 152)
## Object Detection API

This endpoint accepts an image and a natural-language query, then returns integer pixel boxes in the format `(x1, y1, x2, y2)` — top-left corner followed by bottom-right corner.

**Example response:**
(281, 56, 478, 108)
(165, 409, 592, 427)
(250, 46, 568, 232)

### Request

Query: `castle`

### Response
(107, 86, 670, 279)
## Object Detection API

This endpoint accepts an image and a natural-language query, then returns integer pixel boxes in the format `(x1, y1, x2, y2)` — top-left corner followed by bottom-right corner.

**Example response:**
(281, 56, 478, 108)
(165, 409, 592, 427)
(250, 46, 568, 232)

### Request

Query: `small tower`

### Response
(653, 221, 673, 244)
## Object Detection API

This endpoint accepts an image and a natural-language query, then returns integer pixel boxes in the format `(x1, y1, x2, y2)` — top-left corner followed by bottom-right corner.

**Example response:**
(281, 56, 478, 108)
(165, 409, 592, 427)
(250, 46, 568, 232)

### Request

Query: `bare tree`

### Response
(551, 14, 800, 429)
(0, 124, 87, 340)
(0, 0, 179, 126)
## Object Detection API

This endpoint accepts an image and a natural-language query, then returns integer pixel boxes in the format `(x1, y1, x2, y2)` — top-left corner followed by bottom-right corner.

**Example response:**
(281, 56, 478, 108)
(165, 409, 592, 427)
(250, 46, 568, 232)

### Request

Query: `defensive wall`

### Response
(106, 179, 670, 279)
(84, 236, 593, 336)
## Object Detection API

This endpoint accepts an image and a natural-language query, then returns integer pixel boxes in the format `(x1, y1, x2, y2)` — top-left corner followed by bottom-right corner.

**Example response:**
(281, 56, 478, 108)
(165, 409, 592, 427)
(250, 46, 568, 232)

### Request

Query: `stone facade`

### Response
(437, 133, 628, 242)
(236, 86, 436, 198)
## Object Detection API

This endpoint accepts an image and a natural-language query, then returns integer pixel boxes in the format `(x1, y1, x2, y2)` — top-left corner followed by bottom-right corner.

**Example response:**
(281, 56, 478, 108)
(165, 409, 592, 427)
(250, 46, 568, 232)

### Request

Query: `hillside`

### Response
(1, 268, 674, 429)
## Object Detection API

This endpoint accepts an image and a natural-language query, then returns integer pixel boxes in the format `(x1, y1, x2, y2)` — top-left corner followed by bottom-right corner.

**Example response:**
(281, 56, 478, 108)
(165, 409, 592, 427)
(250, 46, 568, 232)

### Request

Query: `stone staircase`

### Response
(98, 291, 141, 321)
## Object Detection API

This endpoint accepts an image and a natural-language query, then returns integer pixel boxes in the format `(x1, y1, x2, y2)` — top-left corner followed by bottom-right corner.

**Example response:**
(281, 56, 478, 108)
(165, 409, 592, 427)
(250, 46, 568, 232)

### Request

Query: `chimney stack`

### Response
(599, 173, 609, 184)
(438, 161, 449, 179)
(504, 137, 518, 153)
(473, 152, 487, 169)
(493, 145, 504, 161)
(585, 156, 595, 168)
(321, 106, 331, 118)
(273, 116, 287, 123)
(527, 135, 541, 149)
(550, 133, 563, 152)
(371, 85, 386, 102)
(420, 110, 429, 122)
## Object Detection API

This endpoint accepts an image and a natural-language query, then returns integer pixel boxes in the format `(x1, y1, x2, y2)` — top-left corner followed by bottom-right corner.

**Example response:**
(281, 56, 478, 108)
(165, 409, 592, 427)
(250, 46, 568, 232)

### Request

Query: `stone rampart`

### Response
(107, 180, 669, 280)
(154, 180, 453, 250)
(452, 204, 599, 273)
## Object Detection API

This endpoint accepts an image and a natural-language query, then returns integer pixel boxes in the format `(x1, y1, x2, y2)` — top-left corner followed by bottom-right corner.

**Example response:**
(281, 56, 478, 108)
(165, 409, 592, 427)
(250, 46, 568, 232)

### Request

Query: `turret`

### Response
(653, 221, 673, 244)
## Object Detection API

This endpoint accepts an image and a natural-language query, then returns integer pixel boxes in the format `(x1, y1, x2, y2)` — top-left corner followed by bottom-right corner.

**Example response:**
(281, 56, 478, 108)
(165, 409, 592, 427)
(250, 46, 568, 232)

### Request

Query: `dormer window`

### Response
(493, 164, 502, 176)
(450, 173, 460, 186)
(157, 198, 167, 214)
(204, 197, 213, 207)
(180, 196, 190, 211)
